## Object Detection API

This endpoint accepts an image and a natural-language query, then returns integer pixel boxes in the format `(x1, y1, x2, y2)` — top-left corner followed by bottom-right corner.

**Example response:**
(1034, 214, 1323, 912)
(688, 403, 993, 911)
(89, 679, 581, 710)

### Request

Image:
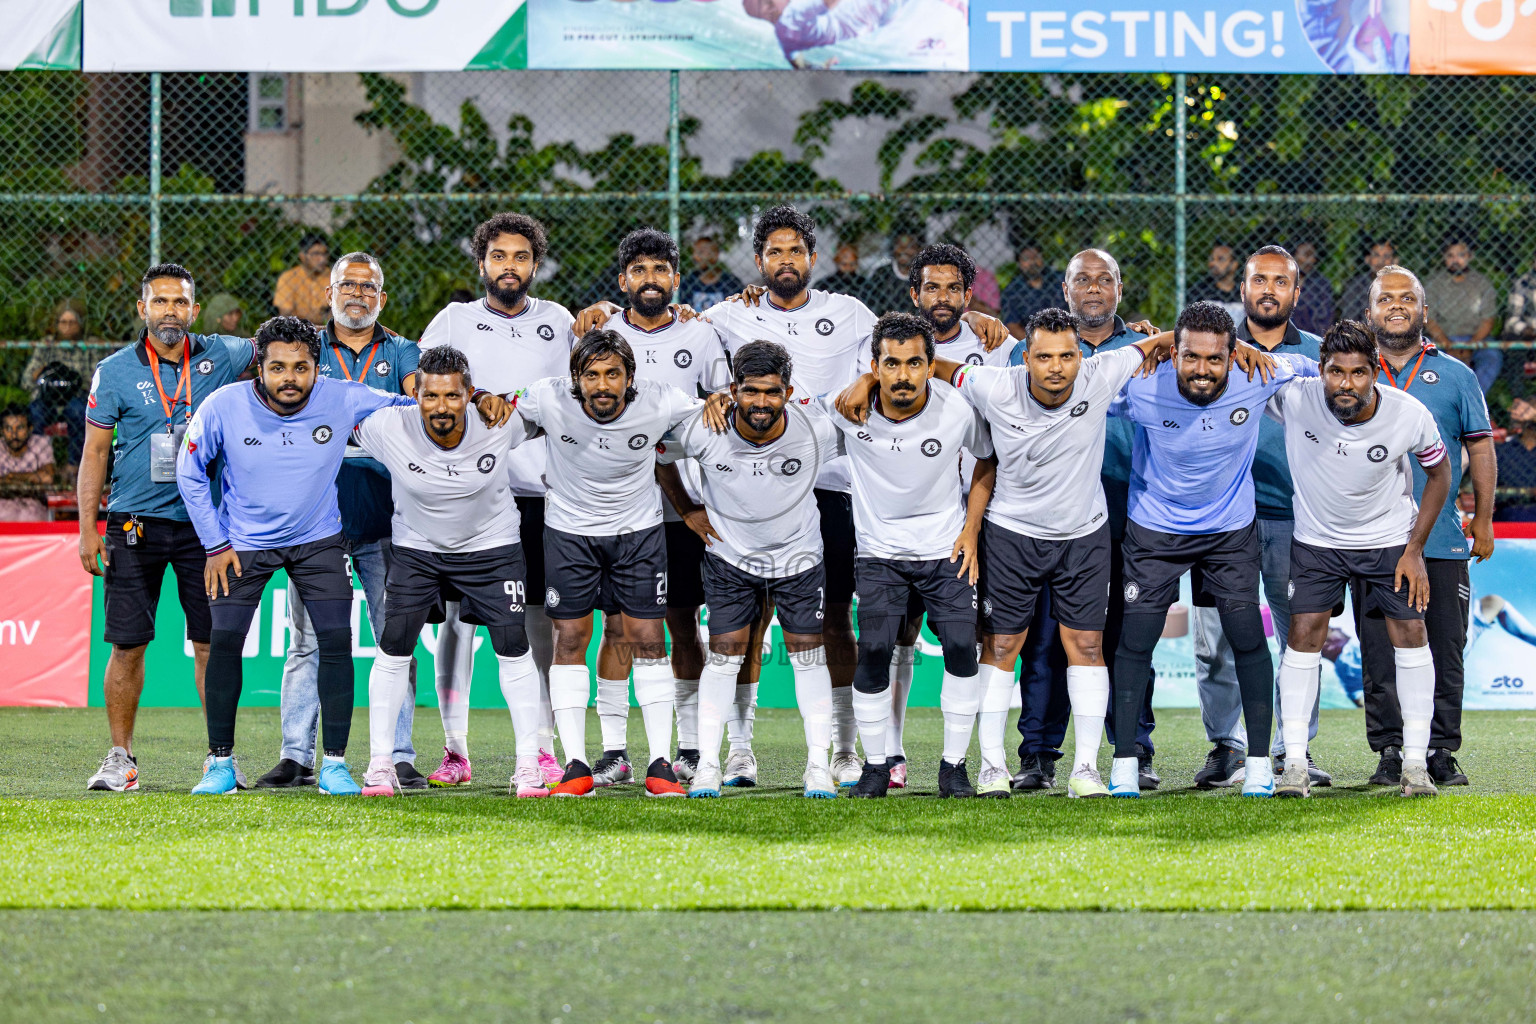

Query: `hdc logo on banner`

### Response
(167, 0, 441, 15)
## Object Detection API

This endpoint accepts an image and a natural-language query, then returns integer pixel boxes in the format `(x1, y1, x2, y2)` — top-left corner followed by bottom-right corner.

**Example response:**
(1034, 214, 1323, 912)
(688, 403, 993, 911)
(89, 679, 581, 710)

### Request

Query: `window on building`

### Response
(248, 73, 288, 134)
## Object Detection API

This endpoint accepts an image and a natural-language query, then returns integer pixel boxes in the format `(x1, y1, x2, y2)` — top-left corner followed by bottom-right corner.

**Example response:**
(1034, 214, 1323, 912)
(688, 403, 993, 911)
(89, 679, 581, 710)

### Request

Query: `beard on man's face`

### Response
(923, 301, 960, 331)
(1373, 308, 1426, 349)
(765, 265, 805, 300)
(1244, 292, 1295, 331)
(1176, 369, 1226, 407)
(482, 269, 529, 308)
(629, 284, 671, 318)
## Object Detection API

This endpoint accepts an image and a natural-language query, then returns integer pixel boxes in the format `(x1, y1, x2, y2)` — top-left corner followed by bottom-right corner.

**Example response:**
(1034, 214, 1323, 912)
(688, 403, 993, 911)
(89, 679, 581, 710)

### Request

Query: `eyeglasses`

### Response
(335, 282, 379, 297)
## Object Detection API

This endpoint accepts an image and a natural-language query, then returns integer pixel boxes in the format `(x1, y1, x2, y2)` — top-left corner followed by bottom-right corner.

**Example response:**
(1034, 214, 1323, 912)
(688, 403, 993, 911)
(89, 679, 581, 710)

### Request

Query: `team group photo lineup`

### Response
(79, 200, 1501, 804)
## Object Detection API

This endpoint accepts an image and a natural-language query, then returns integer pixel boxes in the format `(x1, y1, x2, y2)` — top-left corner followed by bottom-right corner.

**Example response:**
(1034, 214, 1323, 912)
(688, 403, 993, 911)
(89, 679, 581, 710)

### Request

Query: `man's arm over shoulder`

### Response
(175, 397, 229, 553)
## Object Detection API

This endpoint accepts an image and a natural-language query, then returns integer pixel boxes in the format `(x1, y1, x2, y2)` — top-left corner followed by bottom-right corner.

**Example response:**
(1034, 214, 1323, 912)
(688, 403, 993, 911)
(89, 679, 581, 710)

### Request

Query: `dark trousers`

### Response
(1357, 557, 1469, 753)
(1017, 537, 1155, 759)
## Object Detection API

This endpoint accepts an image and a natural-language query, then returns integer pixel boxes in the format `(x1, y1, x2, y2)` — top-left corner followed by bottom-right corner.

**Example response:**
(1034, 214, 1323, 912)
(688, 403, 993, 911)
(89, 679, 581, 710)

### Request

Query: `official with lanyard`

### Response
(1356, 267, 1496, 788)
(77, 263, 257, 794)
(258, 252, 427, 790)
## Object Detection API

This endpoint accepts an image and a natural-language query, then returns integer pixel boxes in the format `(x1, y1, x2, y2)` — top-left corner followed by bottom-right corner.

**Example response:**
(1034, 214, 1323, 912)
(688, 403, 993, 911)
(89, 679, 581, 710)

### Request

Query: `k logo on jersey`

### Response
(1367, 445, 1388, 462)
(920, 438, 943, 457)
(375, 360, 391, 378)
(537, 325, 555, 341)
(781, 458, 802, 476)
(1069, 401, 1090, 417)
(196, 358, 214, 375)
(628, 434, 649, 450)
(477, 454, 496, 473)
(673, 349, 693, 369)
(815, 318, 834, 336)
(312, 425, 333, 444)
(1230, 407, 1250, 425)
(1420, 370, 1439, 384)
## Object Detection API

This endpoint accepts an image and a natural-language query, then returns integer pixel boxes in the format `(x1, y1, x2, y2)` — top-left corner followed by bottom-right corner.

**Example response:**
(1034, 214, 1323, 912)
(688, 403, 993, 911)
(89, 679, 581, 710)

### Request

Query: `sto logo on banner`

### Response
(1412, 0, 1536, 73)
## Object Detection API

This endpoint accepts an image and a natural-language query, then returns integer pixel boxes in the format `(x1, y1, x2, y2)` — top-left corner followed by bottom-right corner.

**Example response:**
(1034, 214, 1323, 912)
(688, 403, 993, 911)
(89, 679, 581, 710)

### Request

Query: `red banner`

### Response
(0, 524, 92, 706)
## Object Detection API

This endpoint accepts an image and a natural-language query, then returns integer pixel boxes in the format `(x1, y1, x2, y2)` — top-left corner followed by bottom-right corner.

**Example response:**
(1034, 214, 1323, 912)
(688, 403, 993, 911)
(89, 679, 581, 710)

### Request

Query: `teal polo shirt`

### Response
(1237, 320, 1322, 521)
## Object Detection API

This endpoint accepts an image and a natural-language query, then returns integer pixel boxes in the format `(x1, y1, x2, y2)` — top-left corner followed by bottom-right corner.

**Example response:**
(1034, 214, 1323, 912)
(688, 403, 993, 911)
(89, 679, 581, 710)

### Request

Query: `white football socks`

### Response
(852, 687, 889, 765)
(525, 604, 556, 749)
(888, 645, 916, 759)
(831, 685, 857, 754)
(497, 651, 543, 759)
(1394, 645, 1436, 767)
(674, 677, 700, 749)
(633, 658, 675, 767)
(1277, 647, 1322, 763)
(1066, 665, 1110, 771)
(433, 605, 476, 758)
(595, 675, 630, 752)
(976, 664, 1015, 773)
(940, 671, 981, 765)
(789, 647, 833, 769)
(726, 682, 758, 753)
(548, 664, 591, 767)
(696, 653, 744, 772)
(367, 651, 413, 761)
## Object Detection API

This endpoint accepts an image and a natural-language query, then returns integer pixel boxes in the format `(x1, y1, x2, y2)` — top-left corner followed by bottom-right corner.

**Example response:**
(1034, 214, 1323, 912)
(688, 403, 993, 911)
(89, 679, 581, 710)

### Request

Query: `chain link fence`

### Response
(4, 69, 1536, 516)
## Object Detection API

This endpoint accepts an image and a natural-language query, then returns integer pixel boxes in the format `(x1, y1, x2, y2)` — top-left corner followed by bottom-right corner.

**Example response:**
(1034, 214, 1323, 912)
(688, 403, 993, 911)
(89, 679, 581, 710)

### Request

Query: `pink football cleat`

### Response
(512, 756, 550, 798)
(538, 748, 562, 787)
(427, 748, 472, 787)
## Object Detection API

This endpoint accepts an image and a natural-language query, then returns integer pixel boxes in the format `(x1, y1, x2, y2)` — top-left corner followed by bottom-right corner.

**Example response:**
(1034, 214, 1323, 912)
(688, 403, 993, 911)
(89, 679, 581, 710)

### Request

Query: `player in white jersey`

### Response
(574, 229, 732, 790)
(1268, 320, 1452, 798)
(657, 341, 845, 798)
(821, 312, 995, 798)
(513, 330, 700, 797)
(348, 346, 546, 797)
(416, 213, 574, 790)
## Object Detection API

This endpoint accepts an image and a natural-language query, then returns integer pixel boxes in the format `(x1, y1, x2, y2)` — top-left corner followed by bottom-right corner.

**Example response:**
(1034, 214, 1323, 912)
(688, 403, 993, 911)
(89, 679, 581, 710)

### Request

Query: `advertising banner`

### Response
(527, 0, 969, 71)
(81, 0, 527, 72)
(1410, 0, 1536, 75)
(970, 0, 1409, 74)
(0, 527, 93, 707)
(0, 0, 80, 70)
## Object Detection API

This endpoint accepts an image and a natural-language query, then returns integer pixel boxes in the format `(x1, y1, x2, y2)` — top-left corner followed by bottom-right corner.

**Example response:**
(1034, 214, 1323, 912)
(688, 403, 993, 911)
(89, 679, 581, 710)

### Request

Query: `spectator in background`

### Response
(1496, 398, 1536, 522)
(1290, 240, 1334, 335)
(272, 233, 332, 325)
(863, 230, 922, 313)
(819, 241, 872, 304)
(1425, 235, 1501, 393)
(1502, 249, 1536, 376)
(969, 261, 1002, 318)
(25, 299, 100, 473)
(678, 235, 744, 309)
(0, 406, 53, 522)
(1339, 239, 1397, 321)
(199, 293, 244, 336)
(1000, 242, 1063, 337)
(1188, 242, 1245, 321)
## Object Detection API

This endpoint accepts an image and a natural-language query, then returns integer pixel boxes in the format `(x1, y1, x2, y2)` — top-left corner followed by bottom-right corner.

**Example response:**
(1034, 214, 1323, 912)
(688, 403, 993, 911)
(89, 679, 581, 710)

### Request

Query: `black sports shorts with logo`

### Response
(544, 525, 667, 620)
(102, 513, 212, 646)
(1288, 540, 1423, 621)
(703, 552, 826, 635)
(979, 519, 1112, 633)
(219, 533, 355, 608)
(1119, 519, 1261, 614)
(854, 555, 978, 652)
(388, 542, 527, 629)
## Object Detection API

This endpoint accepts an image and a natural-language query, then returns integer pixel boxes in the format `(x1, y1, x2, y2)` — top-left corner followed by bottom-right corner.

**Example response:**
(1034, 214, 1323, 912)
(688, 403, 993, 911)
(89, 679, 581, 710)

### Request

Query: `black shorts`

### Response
(816, 489, 856, 606)
(101, 513, 212, 647)
(544, 525, 667, 620)
(388, 543, 527, 629)
(704, 552, 826, 635)
(1289, 540, 1423, 621)
(855, 556, 978, 649)
(220, 533, 355, 608)
(979, 520, 1111, 633)
(515, 496, 546, 595)
(1120, 520, 1260, 614)
(665, 520, 706, 609)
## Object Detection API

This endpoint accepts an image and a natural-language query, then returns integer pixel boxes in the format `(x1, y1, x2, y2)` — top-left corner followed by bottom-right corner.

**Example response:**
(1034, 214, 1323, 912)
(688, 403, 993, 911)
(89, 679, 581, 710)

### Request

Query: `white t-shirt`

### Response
(514, 375, 699, 537)
(660, 403, 842, 579)
(352, 405, 532, 554)
(1267, 378, 1446, 549)
(817, 379, 993, 561)
(607, 309, 732, 522)
(418, 297, 575, 498)
(934, 321, 1013, 369)
(953, 344, 1145, 541)
(706, 289, 876, 493)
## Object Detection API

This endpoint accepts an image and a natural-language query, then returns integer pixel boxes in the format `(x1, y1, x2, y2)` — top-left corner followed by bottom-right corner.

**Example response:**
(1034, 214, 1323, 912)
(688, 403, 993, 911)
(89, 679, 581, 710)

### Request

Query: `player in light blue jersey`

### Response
(176, 316, 508, 796)
(1105, 301, 1313, 797)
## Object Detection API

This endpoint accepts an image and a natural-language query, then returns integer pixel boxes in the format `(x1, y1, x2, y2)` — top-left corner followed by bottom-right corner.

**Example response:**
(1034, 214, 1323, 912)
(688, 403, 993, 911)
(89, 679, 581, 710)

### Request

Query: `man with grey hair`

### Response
(253, 252, 427, 790)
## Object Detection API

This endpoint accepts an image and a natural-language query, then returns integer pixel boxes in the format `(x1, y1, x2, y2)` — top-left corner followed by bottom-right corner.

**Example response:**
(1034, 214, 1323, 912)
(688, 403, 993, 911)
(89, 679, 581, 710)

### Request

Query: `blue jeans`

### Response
(1192, 517, 1313, 757)
(278, 538, 416, 766)
(1013, 584, 1070, 760)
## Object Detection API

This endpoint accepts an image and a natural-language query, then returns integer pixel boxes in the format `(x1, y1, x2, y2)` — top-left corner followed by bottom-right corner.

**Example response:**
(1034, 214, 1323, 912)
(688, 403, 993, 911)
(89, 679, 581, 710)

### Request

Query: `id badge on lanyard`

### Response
(147, 341, 191, 483)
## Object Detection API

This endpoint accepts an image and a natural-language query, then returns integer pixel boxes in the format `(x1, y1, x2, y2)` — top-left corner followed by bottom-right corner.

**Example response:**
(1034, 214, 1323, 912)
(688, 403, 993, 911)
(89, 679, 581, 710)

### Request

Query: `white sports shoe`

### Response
(831, 750, 862, 787)
(512, 756, 549, 798)
(1109, 756, 1140, 798)
(689, 762, 723, 798)
(722, 749, 757, 788)
(803, 762, 837, 799)
(361, 756, 400, 797)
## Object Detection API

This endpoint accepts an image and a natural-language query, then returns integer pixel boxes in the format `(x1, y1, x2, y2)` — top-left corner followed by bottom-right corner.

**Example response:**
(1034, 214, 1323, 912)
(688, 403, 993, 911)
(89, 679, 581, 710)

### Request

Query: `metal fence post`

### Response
(149, 71, 163, 267)
(667, 70, 681, 246)
(1173, 72, 1186, 313)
